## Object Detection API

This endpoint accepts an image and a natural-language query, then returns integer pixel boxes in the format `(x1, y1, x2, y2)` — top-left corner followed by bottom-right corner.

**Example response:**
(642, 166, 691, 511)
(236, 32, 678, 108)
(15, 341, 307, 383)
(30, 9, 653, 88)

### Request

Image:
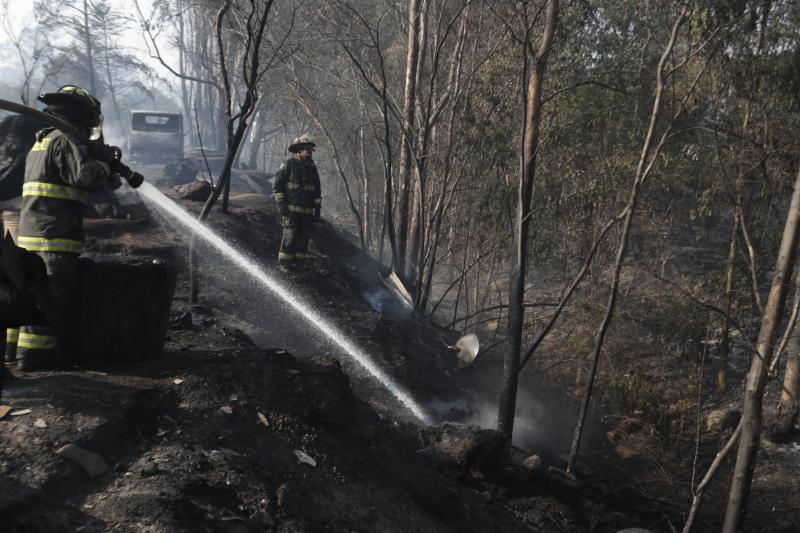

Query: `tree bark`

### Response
(405, 0, 430, 284)
(723, 165, 800, 532)
(497, 0, 558, 440)
(776, 327, 800, 424)
(718, 207, 740, 394)
(772, 295, 800, 440)
(100, 23, 124, 133)
(178, 6, 193, 145)
(682, 422, 743, 533)
(396, 0, 422, 279)
(419, 8, 470, 312)
(83, 0, 97, 96)
(247, 111, 265, 170)
(358, 123, 371, 252)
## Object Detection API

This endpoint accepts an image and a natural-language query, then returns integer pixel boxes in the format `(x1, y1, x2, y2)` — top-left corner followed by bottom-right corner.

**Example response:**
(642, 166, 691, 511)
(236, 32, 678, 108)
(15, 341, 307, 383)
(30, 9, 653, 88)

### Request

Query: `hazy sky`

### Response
(0, 0, 180, 96)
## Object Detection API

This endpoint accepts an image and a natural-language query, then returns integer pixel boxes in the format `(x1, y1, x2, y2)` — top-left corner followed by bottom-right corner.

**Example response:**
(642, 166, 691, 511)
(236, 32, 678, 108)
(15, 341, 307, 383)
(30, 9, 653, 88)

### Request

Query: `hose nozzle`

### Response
(124, 170, 144, 188)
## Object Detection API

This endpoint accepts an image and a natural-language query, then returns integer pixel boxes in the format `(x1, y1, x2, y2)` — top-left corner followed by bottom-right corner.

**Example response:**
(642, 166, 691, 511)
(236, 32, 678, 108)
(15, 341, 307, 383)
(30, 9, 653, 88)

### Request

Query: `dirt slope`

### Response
(0, 190, 585, 532)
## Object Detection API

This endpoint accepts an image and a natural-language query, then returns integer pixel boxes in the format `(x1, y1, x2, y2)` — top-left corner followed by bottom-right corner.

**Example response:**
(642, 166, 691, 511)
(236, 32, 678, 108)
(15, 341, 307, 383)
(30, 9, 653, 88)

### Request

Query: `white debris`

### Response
(257, 412, 269, 426)
(34, 418, 48, 429)
(524, 455, 542, 472)
(218, 447, 241, 457)
(10, 409, 32, 416)
(220, 515, 246, 522)
(56, 444, 109, 477)
(294, 450, 317, 467)
(173, 378, 184, 385)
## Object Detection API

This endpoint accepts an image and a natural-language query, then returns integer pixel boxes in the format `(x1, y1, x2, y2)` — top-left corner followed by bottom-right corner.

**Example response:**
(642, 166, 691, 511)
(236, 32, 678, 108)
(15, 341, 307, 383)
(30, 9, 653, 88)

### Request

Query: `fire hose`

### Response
(0, 99, 145, 402)
(0, 98, 144, 188)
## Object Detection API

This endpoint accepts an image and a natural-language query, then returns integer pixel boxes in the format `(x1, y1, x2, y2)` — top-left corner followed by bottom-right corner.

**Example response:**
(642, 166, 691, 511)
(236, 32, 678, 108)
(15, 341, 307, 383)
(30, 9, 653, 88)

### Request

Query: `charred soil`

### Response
(2, 190, 587, 532)
(6, 189, 793, 532)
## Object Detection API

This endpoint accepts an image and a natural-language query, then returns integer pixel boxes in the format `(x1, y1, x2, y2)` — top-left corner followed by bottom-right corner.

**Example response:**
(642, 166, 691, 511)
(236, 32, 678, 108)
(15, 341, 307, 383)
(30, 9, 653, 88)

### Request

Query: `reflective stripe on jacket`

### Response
(272, 156, 322, 213)
(18, 127, 111, 253)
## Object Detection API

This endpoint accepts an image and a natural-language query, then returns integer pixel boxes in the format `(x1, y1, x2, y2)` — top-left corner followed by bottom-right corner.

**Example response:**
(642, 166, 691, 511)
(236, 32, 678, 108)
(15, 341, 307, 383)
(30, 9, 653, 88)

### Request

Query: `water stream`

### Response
(136, 182, 433, 425)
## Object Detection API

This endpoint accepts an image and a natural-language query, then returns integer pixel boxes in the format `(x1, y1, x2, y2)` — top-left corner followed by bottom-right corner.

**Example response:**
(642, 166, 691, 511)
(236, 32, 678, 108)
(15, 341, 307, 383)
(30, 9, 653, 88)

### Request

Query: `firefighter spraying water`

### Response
(0, 92, 432, 424)
(135, 180, 433, 424)
(0, 86, 143, 375)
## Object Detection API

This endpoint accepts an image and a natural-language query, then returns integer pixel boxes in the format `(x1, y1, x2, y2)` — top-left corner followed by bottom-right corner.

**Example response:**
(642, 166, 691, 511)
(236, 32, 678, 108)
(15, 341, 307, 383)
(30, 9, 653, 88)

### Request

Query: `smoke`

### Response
(362, 287, 413, 319)
(429, 386, 573, 456)
(103, 121, 127, 150)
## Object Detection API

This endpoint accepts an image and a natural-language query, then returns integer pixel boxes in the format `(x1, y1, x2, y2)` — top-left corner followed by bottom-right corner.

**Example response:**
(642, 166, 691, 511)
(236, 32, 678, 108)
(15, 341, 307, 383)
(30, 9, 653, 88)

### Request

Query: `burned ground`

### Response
(1, 188, 798, 532)
(0, 190, 586, 532)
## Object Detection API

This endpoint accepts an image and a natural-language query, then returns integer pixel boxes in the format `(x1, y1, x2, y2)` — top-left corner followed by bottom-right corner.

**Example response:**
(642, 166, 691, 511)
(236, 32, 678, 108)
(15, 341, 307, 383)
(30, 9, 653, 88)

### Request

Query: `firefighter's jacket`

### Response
(18, 128, 112, 254)
(272, 157, 322, 215)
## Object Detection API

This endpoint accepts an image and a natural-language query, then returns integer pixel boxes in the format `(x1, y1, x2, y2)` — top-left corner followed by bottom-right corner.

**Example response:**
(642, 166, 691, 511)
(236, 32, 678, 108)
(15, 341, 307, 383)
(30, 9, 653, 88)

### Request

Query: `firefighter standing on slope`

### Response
(272, 134, 322, 271)
(12, 85, 143, 371)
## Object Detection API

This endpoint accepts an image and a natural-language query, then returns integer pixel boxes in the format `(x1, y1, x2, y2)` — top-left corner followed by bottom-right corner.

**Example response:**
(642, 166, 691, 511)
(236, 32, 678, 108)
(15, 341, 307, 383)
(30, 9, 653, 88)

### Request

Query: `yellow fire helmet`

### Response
(288, 134, 315, 153)
(38, 85, 103, 138)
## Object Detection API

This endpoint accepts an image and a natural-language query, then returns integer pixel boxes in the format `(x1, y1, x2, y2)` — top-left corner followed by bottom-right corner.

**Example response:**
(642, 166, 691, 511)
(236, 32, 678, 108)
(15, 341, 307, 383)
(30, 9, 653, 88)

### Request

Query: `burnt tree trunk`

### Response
(497, 0, 558, 440)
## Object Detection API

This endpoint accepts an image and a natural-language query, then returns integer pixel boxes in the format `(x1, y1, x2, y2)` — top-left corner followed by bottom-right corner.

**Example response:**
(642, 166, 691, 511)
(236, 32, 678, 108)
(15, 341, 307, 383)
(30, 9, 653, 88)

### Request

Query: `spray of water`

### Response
(137, 182, 433, 425)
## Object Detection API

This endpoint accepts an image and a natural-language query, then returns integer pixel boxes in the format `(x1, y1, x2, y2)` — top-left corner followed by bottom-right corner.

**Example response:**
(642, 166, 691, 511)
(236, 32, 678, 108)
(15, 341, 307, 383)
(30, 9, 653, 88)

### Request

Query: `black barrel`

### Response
(73, 255, 176, 362)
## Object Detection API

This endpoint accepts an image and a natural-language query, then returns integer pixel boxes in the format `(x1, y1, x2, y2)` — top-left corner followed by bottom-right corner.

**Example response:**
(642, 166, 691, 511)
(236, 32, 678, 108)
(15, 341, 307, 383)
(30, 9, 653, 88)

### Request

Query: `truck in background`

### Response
(126, 109, 271, 195)
(127, 110, 184, 165)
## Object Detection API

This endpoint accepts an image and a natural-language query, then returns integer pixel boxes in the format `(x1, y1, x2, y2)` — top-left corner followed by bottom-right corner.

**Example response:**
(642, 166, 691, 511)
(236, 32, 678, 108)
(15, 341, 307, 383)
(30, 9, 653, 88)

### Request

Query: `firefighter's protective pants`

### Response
(17, 251, 78, 370)
(279, 213, 314, 263)
(2, 209, 19, 362)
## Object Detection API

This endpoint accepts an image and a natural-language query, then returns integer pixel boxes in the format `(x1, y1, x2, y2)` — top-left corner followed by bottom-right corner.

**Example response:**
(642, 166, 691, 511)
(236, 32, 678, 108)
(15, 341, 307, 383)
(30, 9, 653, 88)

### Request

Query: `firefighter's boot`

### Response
(16, 325, 60, 371)
(4, 328, 18, 363)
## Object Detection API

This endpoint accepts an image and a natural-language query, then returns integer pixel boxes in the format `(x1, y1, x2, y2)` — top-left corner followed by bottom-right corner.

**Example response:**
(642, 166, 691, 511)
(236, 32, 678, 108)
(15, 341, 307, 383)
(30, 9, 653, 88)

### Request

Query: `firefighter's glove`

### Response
(107, 173, 123, 191)
(89, 142, 134, 182)
(88, 141, 118, 166)
(279, 202, 290, 217)
(313, 208, 321, 222)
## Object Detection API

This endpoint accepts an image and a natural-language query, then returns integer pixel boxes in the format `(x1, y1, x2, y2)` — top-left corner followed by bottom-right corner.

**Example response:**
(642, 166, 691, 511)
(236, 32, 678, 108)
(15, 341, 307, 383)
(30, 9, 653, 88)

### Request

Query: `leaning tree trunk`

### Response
(496, 0, 558, 440)
(723, 165, 800, 532)
(566, 6, 688, 473)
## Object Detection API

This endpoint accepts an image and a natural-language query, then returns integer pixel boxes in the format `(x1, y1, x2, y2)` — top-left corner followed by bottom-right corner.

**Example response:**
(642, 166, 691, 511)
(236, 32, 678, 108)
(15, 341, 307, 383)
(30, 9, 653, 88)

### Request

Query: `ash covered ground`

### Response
(1, 188, 798, 532)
